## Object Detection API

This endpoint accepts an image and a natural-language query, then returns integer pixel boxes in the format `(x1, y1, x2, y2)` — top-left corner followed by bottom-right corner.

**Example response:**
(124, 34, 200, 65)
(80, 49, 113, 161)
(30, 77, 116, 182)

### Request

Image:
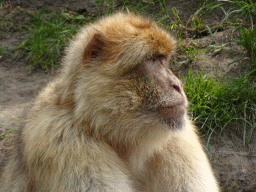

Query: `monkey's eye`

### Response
(150, 55, 165, 64)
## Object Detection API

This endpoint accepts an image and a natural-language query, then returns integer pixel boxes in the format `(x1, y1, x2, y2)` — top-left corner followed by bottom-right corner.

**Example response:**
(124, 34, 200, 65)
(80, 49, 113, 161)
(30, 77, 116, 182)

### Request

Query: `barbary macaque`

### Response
(0, 12, 219, 192)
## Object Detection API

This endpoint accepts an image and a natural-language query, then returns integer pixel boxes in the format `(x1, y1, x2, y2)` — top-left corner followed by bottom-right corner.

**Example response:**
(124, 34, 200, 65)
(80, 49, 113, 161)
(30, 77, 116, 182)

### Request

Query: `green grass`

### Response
(176, 40, 209, 65)
(237, 27, 256, 76)
(220, 0, 256, 78)
(15, 11, 89, 72)
(221, 0, 255, 30)
(0, 0, 8, 9)
(0, 125, 18, 141)
(95, 0, 159, 15)
(184, 68, 256, 145)
(0, 112, 19, 140)
(0, 44, 3, 59)
(14, 1, 161, 72)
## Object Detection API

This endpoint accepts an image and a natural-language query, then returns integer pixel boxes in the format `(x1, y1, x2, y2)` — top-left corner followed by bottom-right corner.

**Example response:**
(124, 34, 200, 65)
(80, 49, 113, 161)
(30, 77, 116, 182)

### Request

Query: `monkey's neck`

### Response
(105, 139, 132, 163)
(104, 131, 171, 172)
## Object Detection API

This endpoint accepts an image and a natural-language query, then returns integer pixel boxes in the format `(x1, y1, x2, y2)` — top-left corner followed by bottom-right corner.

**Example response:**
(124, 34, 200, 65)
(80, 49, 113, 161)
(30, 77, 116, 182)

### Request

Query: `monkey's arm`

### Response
(137, 123, 219, 192)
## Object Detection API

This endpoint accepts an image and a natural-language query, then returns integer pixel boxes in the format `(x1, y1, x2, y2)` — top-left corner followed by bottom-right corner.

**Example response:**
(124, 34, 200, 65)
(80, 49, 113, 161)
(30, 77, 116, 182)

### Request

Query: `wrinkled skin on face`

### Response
(139, 55, 187, 129)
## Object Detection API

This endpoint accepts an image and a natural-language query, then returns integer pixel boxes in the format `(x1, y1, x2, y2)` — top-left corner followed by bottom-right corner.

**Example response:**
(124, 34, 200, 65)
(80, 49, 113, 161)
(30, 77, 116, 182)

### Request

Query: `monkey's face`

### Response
(92, 54, 187, 130)
(75, 13, 188, 137)
(135, 55, 187, 129)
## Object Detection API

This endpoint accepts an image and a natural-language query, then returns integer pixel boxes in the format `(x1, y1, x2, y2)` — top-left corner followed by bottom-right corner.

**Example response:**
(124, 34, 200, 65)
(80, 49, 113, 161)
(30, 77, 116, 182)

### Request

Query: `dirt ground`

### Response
(0, 0, 255, 191)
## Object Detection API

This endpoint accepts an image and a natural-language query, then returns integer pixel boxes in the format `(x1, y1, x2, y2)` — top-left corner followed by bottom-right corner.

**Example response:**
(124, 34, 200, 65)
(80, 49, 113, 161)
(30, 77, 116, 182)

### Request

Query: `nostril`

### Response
(172, 84, 181, 94)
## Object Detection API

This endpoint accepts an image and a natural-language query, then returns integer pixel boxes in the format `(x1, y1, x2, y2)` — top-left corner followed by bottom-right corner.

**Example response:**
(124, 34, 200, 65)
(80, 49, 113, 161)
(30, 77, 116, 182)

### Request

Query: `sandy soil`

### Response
(0, 0, 255, 191)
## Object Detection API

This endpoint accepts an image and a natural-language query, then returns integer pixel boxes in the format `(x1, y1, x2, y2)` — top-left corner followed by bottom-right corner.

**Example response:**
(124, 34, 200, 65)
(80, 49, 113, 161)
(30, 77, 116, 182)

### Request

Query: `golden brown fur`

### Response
(0, 12, 219, 192)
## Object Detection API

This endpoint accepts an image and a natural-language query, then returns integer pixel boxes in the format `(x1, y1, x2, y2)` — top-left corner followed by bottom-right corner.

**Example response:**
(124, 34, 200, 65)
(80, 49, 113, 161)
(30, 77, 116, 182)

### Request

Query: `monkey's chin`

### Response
(156, 105, 186, 129)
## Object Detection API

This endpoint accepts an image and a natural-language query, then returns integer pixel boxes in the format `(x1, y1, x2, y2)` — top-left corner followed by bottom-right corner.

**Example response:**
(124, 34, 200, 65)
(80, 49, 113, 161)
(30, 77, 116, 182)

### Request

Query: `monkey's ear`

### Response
(83, 33, 105, 61)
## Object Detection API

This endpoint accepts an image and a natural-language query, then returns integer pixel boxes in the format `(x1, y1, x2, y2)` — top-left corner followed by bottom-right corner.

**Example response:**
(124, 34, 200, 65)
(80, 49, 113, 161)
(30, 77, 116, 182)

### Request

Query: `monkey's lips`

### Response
(155, 103, 185, 118)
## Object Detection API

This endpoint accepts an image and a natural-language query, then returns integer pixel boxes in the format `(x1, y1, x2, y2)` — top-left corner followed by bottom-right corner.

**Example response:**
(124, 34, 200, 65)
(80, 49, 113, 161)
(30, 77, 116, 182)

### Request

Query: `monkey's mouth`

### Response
(147, 103, 185, 118)
(147, 104, 185, 128)
(156, 104, 185, 116)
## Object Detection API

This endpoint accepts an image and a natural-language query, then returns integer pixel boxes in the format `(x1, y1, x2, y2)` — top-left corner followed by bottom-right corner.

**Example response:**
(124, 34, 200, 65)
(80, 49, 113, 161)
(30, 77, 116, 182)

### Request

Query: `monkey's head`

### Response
(63, 12, 188, 145)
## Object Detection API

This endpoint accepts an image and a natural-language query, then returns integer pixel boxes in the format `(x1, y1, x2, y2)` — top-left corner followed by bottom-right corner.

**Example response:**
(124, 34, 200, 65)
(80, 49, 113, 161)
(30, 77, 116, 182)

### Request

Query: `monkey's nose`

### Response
(171, 84, 181, 94)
